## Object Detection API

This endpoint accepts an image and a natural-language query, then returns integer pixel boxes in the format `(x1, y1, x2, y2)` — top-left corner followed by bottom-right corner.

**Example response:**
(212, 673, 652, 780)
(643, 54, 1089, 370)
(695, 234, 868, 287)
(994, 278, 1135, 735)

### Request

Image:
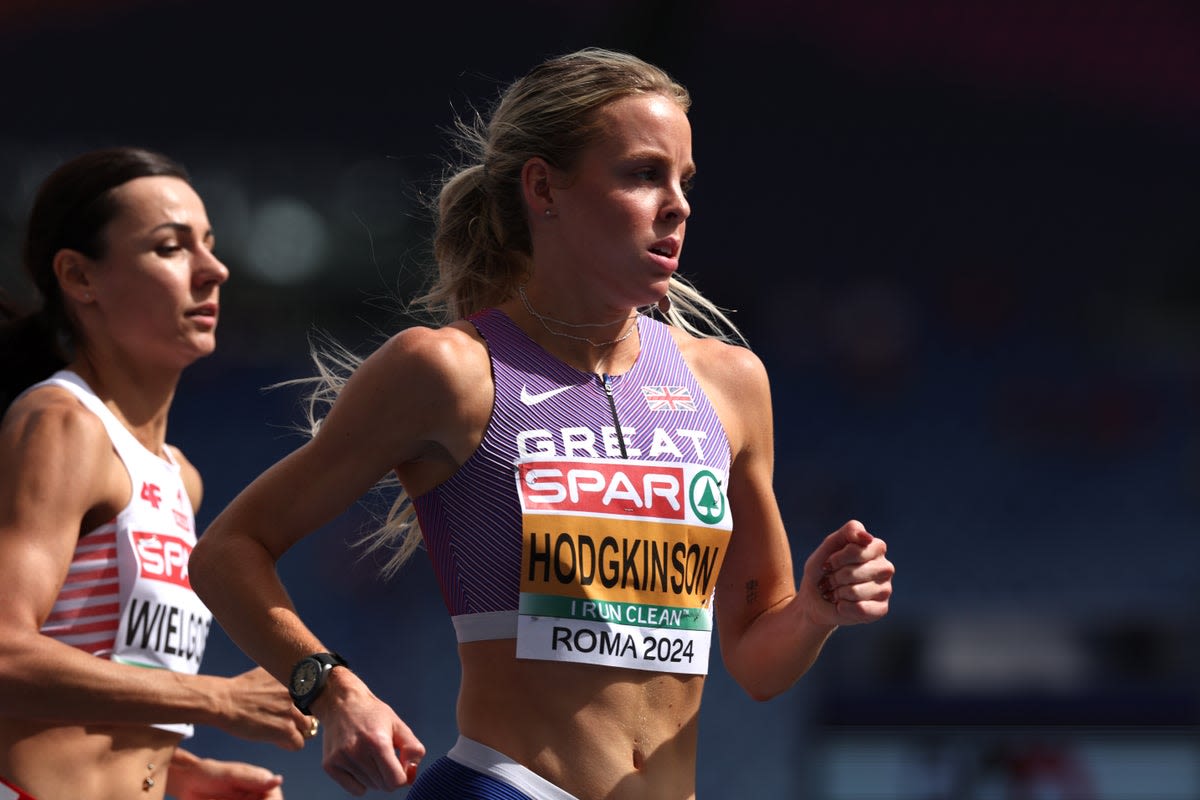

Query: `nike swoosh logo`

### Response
(520, 384, 572, 406)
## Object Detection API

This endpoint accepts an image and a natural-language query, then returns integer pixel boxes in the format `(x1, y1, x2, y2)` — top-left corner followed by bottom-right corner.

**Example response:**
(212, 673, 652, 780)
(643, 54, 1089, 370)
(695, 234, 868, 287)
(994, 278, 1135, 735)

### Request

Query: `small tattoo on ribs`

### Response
(746, 579, 759, 605)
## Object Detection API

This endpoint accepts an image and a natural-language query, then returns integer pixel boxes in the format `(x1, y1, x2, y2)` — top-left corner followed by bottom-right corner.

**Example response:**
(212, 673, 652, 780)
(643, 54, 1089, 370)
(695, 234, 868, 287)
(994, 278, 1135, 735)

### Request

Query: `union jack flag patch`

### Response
(642, 385, 696, 412)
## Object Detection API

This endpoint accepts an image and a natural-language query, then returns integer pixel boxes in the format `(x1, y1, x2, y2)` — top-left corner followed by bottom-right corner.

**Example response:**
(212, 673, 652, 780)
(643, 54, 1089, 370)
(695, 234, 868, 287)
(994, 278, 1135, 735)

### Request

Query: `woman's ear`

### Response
(52, 248, 96, 304)
(521, 156, 557, 218)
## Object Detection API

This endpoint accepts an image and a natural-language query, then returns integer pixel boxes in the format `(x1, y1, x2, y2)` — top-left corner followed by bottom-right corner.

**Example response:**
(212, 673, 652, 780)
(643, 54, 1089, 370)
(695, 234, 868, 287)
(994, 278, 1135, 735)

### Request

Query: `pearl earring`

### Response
(544, 208, 555, 217)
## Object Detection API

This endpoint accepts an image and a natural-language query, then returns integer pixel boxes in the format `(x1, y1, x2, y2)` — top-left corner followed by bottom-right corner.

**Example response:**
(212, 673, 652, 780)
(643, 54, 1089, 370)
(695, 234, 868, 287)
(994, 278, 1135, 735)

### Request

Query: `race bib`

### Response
(515, 457, 732, 674)
(112, 530, 212, 672)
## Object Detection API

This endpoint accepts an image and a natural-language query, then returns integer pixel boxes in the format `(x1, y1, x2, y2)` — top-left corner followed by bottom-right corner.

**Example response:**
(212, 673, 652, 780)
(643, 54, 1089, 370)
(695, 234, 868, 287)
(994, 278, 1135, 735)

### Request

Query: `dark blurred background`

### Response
(2, 1, 1198, 797)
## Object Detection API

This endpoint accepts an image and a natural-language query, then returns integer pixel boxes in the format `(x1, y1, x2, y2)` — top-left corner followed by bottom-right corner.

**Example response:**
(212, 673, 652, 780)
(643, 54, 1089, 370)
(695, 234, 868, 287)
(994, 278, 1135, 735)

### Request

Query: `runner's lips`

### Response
(186, 303, 218, 319)
(649, 237, 679, 258)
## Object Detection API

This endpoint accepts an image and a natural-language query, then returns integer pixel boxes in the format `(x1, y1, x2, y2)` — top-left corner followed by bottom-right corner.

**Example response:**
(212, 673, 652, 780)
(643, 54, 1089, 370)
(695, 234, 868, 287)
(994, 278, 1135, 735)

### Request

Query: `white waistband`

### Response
(448, 735, 579, 800)
(452, 610, 517, 642)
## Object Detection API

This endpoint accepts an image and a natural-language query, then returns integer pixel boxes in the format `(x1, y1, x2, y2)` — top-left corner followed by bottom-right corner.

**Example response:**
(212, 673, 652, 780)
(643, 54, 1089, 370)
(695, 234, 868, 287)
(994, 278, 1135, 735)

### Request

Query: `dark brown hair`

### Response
(0, 147, 190, 413)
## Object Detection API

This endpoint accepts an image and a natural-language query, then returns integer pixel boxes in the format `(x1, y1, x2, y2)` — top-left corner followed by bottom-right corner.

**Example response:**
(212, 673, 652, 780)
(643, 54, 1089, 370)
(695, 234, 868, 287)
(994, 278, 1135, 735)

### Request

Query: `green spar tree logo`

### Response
(688, 470, 725, 525)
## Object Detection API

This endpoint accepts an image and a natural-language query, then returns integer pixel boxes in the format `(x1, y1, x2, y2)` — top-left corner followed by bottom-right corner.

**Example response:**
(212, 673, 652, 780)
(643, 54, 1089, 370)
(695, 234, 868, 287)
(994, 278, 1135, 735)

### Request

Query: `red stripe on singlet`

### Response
(0, 775, 38, 799)
(53, 582, 119, 601)
(61, 565, 119, 583)
(44, 602, 120, 624)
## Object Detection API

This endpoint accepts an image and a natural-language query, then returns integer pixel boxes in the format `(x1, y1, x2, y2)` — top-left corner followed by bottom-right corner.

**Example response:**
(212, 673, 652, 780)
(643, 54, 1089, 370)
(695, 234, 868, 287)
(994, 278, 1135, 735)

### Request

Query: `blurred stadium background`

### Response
(2, 1, 1198, 797)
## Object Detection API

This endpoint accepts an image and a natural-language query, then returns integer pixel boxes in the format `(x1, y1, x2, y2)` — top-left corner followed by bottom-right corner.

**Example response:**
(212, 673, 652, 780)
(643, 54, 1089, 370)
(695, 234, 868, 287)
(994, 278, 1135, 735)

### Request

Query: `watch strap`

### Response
(289, 651, 349, 714)
(312, 652, 348, 670)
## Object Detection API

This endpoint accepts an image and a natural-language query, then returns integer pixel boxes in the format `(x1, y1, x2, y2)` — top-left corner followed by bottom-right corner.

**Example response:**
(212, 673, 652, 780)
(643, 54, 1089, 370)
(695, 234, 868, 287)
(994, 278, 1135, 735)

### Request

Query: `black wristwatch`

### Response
(288, 652, 348, 714)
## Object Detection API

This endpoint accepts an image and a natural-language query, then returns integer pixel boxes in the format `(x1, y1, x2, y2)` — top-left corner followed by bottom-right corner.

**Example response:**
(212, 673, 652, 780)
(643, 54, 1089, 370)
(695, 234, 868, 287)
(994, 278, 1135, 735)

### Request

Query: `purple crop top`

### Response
(413, 309, 733, 659)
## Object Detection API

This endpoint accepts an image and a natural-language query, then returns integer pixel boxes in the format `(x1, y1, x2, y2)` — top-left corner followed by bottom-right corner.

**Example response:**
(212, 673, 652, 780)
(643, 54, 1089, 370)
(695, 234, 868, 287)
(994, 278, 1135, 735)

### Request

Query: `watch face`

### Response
(291, 659, 320, 696)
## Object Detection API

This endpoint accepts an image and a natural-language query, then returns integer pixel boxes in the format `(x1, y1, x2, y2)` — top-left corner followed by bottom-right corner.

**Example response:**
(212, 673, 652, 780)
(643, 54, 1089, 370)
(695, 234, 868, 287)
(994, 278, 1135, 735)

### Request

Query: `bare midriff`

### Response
(458, 638, 705, 800)
(0, 719, 180, 800)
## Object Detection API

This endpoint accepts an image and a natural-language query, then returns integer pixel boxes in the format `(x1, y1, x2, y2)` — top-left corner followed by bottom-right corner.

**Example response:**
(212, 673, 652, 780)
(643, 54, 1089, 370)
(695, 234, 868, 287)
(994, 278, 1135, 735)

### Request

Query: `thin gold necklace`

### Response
(518, 285, 640, 348)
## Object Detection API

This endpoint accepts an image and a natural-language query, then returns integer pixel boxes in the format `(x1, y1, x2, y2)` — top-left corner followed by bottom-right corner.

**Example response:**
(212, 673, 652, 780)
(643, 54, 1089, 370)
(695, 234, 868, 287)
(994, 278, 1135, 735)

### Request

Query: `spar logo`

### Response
(689, 470, 725, 525)
(132, 531, 194, 589)
(519, 460, 687, 520)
